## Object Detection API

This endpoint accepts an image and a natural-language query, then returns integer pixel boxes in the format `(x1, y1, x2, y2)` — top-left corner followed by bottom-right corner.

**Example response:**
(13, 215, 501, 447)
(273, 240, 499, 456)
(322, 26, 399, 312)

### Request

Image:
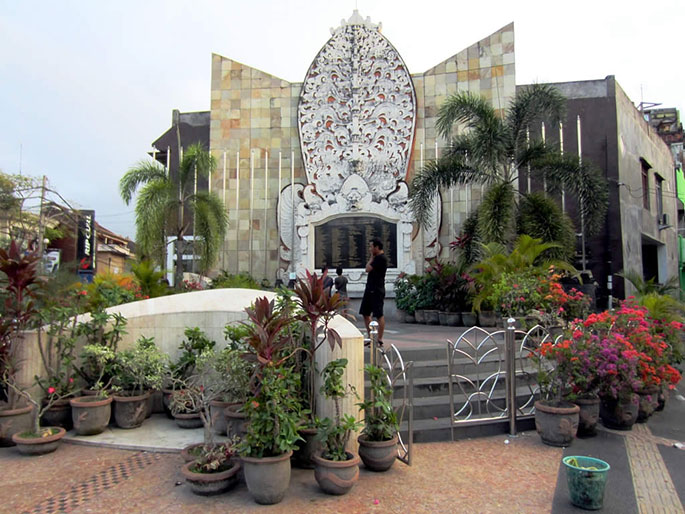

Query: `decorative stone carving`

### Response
(278, 10, 418, 293)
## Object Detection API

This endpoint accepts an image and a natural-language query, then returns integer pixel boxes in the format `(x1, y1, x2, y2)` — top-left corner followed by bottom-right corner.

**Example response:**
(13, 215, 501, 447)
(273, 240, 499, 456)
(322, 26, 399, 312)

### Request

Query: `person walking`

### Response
(321, 266, 334, 296)
(359, 238, 388, 346)
(334, 265, 348, 299)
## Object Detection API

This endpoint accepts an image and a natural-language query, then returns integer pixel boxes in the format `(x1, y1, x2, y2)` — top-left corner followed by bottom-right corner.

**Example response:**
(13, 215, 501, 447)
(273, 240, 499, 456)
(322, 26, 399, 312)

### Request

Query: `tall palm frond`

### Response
(192, 192, 229, 272)
(179, 143, 216, 187)
(534, 153, 608, 236)
(518, 193, 575, 261)
(134, 180, 174, 266)
(507, 83, 566, 151)
(476, 182, 516, 246)
(618, 270, 681, 297)
(120, 162, 168, 205)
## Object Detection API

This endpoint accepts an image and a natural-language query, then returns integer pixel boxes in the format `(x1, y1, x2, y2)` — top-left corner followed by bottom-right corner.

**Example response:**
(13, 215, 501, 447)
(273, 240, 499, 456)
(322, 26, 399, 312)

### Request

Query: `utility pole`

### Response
(37, 175, 47, 267)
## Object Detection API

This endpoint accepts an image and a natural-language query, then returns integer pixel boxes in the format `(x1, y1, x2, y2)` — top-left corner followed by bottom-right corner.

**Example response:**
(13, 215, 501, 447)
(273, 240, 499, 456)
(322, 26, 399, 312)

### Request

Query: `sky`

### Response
(1, 0, 683, 240)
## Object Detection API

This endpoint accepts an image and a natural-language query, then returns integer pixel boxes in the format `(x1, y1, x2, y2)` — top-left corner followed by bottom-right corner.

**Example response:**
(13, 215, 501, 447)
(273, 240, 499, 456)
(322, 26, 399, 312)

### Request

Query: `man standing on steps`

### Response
(360, 237, 388, 347)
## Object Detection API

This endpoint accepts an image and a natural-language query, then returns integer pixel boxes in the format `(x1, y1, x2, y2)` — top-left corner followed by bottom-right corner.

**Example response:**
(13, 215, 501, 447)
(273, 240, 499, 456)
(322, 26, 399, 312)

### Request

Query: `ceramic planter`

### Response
(313, 451, 360, 495)
(438, 311, 461, 326)
(181, 460, 240, 496)
(414, 309, 426, 324)
(573, 397, 600, 437)
(599, 395, 638, 431)
(358, 433, 398, 471)
(181, 442, 208, 463)
(461, 312, 477, 327)
(403, 312, 416, 323)
(478, 311, 498, 327)
(12, 426, 66, 456)
(224, 407, 247, 438)
(292, 427, 320, 469)
(534, 400, 579, 447)
(174, 411, 203, 429)
(70, 396, 112, 435)
(424, 309, 440, 325)
(112, 391, 150, 429)
(636, 386, 659, 422)
(0, 404, 33, 447)
(209, 400, 234, 435)
(40, 398, 72, 430)
(242, 450, 292, 505)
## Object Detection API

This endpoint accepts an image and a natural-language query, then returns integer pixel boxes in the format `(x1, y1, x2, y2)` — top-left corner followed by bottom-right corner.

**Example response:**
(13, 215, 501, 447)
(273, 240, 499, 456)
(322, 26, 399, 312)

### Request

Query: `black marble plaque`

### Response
(315, 217, 397, 269)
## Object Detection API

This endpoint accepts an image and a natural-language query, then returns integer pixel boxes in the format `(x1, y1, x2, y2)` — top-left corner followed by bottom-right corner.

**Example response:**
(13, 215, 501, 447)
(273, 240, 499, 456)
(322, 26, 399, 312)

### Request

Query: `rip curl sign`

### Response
(77, 210, 96, 273)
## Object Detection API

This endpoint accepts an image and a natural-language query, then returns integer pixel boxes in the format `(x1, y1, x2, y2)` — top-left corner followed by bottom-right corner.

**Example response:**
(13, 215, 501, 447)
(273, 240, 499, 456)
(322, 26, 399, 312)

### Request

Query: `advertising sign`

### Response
(76, 210, 96, 273)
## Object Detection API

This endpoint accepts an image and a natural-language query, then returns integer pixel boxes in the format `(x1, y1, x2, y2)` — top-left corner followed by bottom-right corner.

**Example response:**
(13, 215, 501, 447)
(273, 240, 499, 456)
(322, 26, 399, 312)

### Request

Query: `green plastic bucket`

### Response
(562, 456, 610, 510)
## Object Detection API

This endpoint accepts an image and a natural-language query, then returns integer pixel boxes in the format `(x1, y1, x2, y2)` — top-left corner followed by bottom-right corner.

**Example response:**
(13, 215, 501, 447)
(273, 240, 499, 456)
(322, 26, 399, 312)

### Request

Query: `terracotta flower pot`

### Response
(573, 397, 600, 437)
(70, 395, 112, 435)
(112, 392, 150, 429)
(599, 395, 638, 431)
(292, 427, 320, 469)
(242, 450, 292, 505)
(637, 386, 659, 422)
(224, 407, 247, 438)
(313, 451, 360, 495)
(173, 411, 203, 429)
(534, 400, 579, 447)
(358, 433, 398, 471)
(12, 426, 66, 456)
(181, 460, 241, 496)
(40, 398, 72, 430)
(0, 404, 33, 447)
(209, 399, 234, 435)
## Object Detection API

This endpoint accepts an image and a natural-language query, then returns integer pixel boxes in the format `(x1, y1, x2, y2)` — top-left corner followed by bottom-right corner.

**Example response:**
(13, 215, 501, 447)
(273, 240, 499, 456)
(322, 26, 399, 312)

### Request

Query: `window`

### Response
(641, 159, 651, 210)
(655, 174, 664, 221)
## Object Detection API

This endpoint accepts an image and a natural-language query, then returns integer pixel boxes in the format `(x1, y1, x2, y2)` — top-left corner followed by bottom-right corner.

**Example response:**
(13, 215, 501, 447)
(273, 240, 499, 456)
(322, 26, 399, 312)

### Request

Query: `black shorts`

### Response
(359, 290, 384, 318)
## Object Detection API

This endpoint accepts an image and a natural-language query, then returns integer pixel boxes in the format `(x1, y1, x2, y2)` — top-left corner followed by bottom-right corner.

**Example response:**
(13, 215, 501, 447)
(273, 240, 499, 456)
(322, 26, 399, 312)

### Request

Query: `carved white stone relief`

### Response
(278, 10, 420, 290)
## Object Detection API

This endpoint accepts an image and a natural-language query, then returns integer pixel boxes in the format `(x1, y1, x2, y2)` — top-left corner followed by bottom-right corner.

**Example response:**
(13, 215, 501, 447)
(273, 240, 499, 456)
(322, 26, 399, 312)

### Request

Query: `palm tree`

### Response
(120, 143, 228, 288)
(410, 84, 608, 259)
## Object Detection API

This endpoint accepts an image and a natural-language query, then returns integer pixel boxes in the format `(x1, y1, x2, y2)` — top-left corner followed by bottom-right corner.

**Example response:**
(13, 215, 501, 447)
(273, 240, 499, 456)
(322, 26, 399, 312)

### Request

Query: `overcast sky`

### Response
(1, 0, 682, 240)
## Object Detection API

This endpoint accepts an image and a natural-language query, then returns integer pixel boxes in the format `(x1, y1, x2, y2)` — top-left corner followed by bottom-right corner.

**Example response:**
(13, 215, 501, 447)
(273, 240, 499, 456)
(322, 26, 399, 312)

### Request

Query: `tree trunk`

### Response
(174, 237, 184, 288)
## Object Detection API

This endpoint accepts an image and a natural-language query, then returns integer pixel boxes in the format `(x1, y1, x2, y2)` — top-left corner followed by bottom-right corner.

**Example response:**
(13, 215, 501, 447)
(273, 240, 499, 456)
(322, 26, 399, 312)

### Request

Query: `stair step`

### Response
(399, 416, 536, 442)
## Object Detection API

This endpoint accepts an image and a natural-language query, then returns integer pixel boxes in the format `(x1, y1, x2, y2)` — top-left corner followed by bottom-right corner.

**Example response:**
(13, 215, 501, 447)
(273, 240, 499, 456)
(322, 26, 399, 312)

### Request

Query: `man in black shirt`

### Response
(359, 238, 388, 346)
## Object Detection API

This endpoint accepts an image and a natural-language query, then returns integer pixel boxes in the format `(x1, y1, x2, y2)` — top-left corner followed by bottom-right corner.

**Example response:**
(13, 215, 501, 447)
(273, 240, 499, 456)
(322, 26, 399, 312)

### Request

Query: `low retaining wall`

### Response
(12, 288, 365, 443)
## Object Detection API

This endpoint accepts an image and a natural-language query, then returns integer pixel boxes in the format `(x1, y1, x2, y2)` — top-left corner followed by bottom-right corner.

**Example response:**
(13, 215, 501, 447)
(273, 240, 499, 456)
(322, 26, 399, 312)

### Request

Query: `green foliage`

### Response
(316, 358, 362, 461)
(394, 273, 419, 314)
(34, 305, 81, 397)
(239, 365, 303, 458)
(487, 270, 544, 317)
(120, 143, 228, 284)
(469, 235, 577, 312)
(76, 309, 127, 391)
(518, 193, 576, 261)
(619, 270, 681, 298)
(431, 260, 472, 312)
(171, 327, 216, 381)
(131, 260, 169, 298)
(215, 345, 254, 404)
(414, 271, 439, 310)
(210, 271, 262, 290)
(223, 322, 252, 349)
(189, 439, 239, 474)
(79, 344, 116, 397)
(409, 84, 608, 250)
(358, 364, 399, 441)
(84, 272, 143, 309)
(112, 336, 167, 395)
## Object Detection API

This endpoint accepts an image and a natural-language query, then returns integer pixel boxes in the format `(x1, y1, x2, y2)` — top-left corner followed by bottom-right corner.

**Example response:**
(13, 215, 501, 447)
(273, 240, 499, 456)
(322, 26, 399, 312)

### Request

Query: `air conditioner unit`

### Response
(658, 213, 670, 228)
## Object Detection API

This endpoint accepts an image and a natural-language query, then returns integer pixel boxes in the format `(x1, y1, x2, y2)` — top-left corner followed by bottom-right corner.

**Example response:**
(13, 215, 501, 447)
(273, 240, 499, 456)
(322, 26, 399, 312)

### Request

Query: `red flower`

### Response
(47, 387, 56, 394)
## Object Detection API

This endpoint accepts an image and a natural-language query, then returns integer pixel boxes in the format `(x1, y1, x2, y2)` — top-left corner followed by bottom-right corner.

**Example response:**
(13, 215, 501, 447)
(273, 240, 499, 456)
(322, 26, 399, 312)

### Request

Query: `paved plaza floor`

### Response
(1, 322, 683, 513)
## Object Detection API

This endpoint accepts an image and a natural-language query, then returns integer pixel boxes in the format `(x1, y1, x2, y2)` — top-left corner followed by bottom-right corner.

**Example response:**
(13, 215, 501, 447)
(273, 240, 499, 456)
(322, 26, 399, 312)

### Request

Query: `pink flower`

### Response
(47, 387, 56, 394)
(373, 499, 380, 505)
(68, 377, 74, 383)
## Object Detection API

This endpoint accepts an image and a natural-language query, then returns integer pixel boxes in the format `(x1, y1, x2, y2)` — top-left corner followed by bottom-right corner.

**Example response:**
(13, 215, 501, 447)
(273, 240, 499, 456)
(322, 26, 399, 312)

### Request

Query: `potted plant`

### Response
(169, 387, 203, 428)
(76, 308, 127, 395)
(70, 344, 116, 435)
(0, 241, 41, 446)
(292, 271, 346, 468)
(238, 296, 303, 505)
(531, 341, 580, 447)
(535, 330, 601, 437)
(394, 273, 418, 323)
(33, 304, 82, 430)
(312, 358, 362, 495)
(357, 363, 400, 471)
(111, 336, 166, 429)
(415, 269, 439, 324)
(3, 376, 73, 455)
(163, 326, 216, 417)
(217, 323, 254, 437)
(181, 437, 241, 495)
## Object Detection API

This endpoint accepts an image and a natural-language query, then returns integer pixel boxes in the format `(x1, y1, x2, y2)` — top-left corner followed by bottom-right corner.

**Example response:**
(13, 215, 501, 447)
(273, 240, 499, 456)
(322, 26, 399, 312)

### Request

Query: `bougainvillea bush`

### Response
(536, 300, 682, 403)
